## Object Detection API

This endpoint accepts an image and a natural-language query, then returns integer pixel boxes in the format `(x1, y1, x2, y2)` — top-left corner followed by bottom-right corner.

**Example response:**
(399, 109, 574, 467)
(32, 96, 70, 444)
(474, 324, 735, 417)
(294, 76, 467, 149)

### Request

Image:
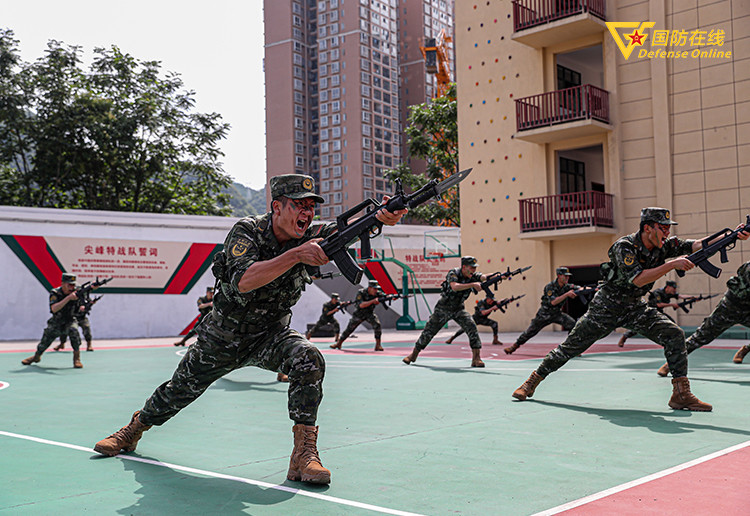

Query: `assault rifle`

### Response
(675, 293, 718, 314)
(79, 295, 102, 317)
(76, 276, 113, 297)
(377, 292, 413, 310)
(573, 286, 599, 305)
(493, 294, 525, 313)
(473, 265, 532, 298)
(319, 168, 473, 284)
(677, 215, 750, 278)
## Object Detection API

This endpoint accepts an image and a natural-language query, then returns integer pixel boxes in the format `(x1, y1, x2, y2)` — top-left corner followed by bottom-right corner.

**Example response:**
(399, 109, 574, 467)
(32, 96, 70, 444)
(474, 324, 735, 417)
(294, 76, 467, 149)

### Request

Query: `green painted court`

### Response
(2, 331, 749, 515)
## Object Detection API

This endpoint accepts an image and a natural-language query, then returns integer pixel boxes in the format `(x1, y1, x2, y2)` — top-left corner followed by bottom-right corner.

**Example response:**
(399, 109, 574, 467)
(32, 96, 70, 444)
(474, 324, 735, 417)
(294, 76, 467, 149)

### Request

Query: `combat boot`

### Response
(287, 424, 331, 485)
(504, 343, 520, 355)
(471, 348, 485, 368)
(733, 345, 750, 364)
(445, 335, 455, 344)
(93, 411, 152, 456)
(617, 335, 628, 347)
(656, 362, 670, 377)
(54, 343, 65, 351)
(86, 341, 94, 352)
(330, 340, 342, 349)
(21, 352, 43, 365)
(668, 377, 712, 411)
(402, 347, 420, 365)
(373, 338, 384, 351)
(277, 372, 289, 382)
(73, 350, 83, 369)
(492, 335, 502, 346)
(173, 339, 186, 347)
(513, 371, 544, 401)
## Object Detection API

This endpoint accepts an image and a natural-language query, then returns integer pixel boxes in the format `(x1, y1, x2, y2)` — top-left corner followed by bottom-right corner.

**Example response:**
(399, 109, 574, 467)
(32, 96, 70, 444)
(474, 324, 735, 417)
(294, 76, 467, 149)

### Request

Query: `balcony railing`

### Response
(519, 190, 614, 232)
(513, 0, 606, 32)
(515, 84, 609, 132)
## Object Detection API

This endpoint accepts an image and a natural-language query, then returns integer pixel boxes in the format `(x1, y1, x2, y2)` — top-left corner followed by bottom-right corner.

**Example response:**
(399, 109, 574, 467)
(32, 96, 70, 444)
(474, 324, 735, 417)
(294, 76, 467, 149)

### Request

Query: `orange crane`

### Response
(420, 29, 453, 99)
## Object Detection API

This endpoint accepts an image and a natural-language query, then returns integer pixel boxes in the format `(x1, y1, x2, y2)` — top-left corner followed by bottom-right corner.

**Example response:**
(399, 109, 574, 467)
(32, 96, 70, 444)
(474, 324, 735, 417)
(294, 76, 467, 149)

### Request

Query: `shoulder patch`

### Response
(623, 253, 635, 266)
(231, 238, 252, 257)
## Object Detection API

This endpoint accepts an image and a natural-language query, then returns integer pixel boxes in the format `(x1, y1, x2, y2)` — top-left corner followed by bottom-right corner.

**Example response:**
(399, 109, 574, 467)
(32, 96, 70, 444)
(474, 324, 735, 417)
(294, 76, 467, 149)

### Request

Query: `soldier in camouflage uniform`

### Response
(92, 173, 407, 485)
(54, 287, 99, 352)
(512, 207, 747, 411)
(173, 286, 215, 347)
(332, 281, 384, 351)
(655, 260, 750, 376)
(445, 296, 502, 346)
(617, 280, 685, 347)
(22, 273, 84, 369)
(306, 293, 342, 342)
(403, 256, 491, 368)
(503, 267, 579, 355)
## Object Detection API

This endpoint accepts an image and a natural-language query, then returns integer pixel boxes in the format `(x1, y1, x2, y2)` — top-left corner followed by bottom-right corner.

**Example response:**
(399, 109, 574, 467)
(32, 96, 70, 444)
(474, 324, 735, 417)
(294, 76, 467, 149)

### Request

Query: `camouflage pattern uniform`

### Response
(447, 298, 499, 340)
(59, 290, 97, 347)
(621, 286, 678, 339)
(36, 285, 82, 353)
(685, 261, 750, 354)
(338, 287, 382, 342)
(138, 178, 334, 427)
(415, 267, 483, 350)
(536, 228, 695, 379)
(514, 278, 579, 348)
(308, 299, 342, 336)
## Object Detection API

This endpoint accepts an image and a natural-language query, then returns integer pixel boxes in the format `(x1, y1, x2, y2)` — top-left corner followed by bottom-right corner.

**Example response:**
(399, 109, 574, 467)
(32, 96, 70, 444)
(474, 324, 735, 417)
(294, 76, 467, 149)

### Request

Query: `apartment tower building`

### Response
(264, 0, 455, 219)
(456, 0, 749, 331)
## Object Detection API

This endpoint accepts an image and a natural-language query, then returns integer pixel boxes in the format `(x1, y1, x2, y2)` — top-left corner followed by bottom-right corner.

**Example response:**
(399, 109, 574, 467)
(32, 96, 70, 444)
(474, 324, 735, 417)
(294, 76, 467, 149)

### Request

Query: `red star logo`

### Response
(627, 30, 646, 46)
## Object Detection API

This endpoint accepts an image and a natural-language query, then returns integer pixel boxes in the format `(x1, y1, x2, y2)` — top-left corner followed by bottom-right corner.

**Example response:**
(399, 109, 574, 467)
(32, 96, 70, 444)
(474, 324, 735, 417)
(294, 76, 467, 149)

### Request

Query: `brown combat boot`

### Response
(277, 372, 289, 382)
(492, 335, 502, 346)
(471, 348, 485, 368)
(54, 343, 65, 351)
(21, 352, 43, 365)
(373, 338, 384, 351)
(513, 371, 544, 401)
(733, 345, 750, 364)
(445, 335, 455, 344)
(668, 377, 712, 411)
(173, 339, 186, 347)
(94, 411, 152, 456)
(287, 424, 331, 484)
(402, 347, 420, 364)
(73, 350, 83, 369)
(657, 362, 670, 377)
(330, 340, 342, 349)
(617, 335, 627, 347)
(504, 343, 520, 355)
(86, 341, 94, 352)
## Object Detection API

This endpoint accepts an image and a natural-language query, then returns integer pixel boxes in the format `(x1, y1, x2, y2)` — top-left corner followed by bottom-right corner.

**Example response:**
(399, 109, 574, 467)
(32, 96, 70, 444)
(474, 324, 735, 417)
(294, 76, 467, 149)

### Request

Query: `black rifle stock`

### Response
(574, 286, 598, 305)
(677, 215, 750, 278)
(675, 293, 717, 314)
(474, 265, 532, 298)
(319, 168, 473, 284)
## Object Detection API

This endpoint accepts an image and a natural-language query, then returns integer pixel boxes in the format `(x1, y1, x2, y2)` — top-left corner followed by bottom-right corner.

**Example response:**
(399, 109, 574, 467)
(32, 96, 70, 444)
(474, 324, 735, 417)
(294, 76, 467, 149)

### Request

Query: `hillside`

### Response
(227, 182, 267, 217)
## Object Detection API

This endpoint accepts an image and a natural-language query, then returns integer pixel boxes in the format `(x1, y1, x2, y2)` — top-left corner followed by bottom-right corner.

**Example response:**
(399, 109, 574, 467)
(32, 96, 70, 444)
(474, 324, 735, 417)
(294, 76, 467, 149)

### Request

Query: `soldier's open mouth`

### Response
(296, 218, 308, 232)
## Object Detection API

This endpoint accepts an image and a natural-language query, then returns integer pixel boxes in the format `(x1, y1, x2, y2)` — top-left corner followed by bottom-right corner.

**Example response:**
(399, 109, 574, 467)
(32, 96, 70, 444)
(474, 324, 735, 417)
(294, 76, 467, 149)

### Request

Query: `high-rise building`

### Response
(264, 0, 455, 219)
(457, 0, 749, 330)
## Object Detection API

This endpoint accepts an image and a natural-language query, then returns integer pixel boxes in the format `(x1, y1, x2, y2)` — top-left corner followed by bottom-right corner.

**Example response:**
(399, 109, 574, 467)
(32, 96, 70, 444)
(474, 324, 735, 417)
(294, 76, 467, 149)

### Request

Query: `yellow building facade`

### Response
(455, 0, 749, 331)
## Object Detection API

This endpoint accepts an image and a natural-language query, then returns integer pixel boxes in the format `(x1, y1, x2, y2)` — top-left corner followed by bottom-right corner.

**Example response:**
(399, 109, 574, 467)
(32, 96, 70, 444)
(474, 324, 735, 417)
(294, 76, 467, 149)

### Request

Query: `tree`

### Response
(0, 29, 232, 215)
(386, 83, 458, 225)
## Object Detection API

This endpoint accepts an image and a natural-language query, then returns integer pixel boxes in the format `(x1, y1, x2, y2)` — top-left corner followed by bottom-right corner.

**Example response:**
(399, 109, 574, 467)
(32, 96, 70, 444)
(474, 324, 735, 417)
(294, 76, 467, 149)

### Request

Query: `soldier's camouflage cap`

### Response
(206, 286, 215, 292)
(666, 280, 677, 288)
(641, 207, 677, 225)
(331, 292, 340, 298)
(461, 256, 478, 267)
(61, 273, 76, 284)
(368, 280, 380, 288)
(270, 174, 325, 203)
(556, 267, 572, 276)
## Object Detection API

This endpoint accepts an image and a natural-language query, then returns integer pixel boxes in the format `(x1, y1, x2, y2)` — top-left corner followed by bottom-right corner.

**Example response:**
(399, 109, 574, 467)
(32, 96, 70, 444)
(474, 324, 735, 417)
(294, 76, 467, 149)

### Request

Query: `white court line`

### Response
(0, 430, 425, 516)
(532, 439, 750, 515)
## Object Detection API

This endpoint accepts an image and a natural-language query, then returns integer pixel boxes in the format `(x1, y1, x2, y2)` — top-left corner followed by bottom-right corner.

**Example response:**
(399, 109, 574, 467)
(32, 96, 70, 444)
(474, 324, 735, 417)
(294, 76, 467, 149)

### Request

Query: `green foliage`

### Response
(227, 182, 267, 217)
(386, 83, 459, 226)
(0, 29, 232, 215)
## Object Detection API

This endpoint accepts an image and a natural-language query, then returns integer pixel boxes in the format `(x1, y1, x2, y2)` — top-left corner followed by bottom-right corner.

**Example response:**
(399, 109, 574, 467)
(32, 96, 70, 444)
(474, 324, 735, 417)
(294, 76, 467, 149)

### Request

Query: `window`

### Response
(319, 51, 327, 63)
(364, 177, 373, 188)
(330, 62, 340, 73)
(332, 166, 342, 177)
(320, 141, 329, 152)
(295, 130, 304, 142)
(330, 49, 339, 59)
(362, 137, 371, 148)
(361, 98, 371, 110)
(293, 54, 303, 65)
(320, 77, 328, 88)
(333, 192, 342, 204)
(321, 181, 330, 192)
(331, 127, 341, 137)
(332, 113, 341, 125)
(331, 88, 340, 99)
(321, 155, 329, 165)
(295, 143, 305, 154)
(362, 111, 371, 123)
(294, 117, 304, 129)
(295, 156, 305, 167)
(330, 75, 340, 86)
(363, 150, 372, 163)
(333, 205, 342, 216)
(320, 129, 329, 140)
(362, 124, 371, 136)
(321, 167, 330, 179)
(363, 164, 373, 175)
(332, 153, 341, 164)
(331, 139, 341, 150)
(329, 10, 338, 21)
(321, 206, 331, 218)
(294, 92, 304, 103)
(318, 26, 327, 37)
(294, 79, 303, 91)
(361, 85, 371, 96)
(333, 179, 342, 189)
(559, 157, 586, 194)
(320, 90, 328, 101)
(320, 103, 328, 114)
(320, 115, 329, 127)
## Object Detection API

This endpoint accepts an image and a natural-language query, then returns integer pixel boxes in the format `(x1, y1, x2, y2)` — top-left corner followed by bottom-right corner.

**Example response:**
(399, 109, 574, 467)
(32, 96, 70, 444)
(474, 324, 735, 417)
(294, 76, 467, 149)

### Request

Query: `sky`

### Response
(3, 0, 267, 189)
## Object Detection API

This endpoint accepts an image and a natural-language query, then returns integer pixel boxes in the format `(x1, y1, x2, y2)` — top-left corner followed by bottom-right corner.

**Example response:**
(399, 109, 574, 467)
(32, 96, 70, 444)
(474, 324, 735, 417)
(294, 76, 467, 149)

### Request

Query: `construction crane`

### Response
(420, 29, 453, 99)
